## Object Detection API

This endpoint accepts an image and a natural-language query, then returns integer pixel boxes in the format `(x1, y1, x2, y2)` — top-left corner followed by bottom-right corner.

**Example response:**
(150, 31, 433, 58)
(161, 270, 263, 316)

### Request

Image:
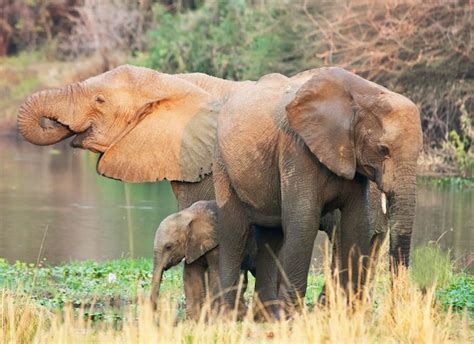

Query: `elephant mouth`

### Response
(70, 127, 92, 149)
(70, 126, 108, 153)
(39, 117, 69, 131)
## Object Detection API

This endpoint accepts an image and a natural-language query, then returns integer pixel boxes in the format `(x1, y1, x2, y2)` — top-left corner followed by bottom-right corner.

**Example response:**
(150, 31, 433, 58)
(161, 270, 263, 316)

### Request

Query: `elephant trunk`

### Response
(150, 256, 164, 310)
(387, 165, 417, 273)
(18, 88, 75, 145)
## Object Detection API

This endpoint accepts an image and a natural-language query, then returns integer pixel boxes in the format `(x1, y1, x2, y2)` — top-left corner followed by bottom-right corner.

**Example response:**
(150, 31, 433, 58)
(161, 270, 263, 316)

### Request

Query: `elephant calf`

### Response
(150, 200, 256, 321)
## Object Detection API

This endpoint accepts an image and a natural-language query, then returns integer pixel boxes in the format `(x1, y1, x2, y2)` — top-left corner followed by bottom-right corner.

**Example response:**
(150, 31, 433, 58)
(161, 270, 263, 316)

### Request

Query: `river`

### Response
(0, 137, 472, 266)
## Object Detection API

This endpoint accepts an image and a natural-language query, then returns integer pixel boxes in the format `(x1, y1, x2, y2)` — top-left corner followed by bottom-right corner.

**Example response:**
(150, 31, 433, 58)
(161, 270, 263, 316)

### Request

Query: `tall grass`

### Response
(1, 246, 471, 343)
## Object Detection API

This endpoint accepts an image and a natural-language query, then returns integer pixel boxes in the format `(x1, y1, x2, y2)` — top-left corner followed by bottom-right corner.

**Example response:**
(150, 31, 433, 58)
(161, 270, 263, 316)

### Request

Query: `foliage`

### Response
(0, 0, 78, 56)
(0, 258, 182, 321)
(441, 101, 474, 178)
(3, 0, 472, 166)
(1, 260, 472, 343)
(437, 273, 474, 316)
(303, 0, 472, 147)
(144, 0, 307, 80)
(410, 244, 474, 316)
(1, 254, 472, 323)
(141, 0, 473, 176)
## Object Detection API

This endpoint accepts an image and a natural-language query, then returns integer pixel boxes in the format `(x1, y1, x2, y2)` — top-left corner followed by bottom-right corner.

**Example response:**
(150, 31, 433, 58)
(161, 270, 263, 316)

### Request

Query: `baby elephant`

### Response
(150, 200, 221, 320)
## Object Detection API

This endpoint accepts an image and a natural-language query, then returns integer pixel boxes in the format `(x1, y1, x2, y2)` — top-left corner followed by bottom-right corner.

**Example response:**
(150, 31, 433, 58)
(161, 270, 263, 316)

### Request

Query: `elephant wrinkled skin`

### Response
(214, 67, 422, 313)
(150, 200, 256, 320)
(18, 66, 395, 316)
(18, 65, 253, 209)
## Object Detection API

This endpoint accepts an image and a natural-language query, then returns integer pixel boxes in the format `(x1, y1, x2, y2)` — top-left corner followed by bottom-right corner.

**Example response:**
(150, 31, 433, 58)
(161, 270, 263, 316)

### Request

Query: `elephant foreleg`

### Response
(214, 161, 250, 314)
(277, 182, 321, 313)
(338, 181, 371, 297)
(183, 263, 206, 321)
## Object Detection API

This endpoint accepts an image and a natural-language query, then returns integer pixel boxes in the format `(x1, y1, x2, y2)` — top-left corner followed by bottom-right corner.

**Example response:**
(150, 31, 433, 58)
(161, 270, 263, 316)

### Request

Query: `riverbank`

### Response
(1, 244, 472, 343)
(0, 244, 472, 319)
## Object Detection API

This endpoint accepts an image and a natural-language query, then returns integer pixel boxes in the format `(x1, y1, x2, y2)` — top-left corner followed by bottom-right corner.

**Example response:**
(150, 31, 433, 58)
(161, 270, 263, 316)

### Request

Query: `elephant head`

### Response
(286, 67, 423, 271)
(18, 65, 225, 183)
(150, 200, 218, 310)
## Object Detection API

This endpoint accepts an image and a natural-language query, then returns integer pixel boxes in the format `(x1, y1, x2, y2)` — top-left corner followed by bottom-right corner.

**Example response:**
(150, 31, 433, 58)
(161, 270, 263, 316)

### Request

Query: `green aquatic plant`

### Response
(437, 273, 474, 316)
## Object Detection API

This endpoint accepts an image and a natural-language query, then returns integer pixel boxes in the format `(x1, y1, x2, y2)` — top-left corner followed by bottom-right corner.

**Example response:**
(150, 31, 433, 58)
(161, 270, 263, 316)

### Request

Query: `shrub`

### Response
(144, 0, 308, 80)
(302, 0, 472, 155)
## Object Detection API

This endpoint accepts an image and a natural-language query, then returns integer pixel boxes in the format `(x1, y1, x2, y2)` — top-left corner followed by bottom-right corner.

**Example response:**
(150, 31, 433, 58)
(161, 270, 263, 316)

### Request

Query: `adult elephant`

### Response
(214, 67, 422, 313)
(17, 65, 387, 313)
(17, 64, 253, 209)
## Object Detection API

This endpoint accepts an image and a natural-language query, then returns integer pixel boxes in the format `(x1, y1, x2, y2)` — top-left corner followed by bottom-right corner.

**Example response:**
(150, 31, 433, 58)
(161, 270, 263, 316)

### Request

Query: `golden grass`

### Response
(1, 262, 472, 344)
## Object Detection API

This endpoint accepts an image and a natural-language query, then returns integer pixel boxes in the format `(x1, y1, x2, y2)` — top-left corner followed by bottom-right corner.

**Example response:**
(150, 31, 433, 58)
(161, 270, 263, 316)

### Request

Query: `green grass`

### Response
(1, 246, 472, 322)
(411, 244, 453, 290)
(437, 273, 474, 316)
(0, 258, 182, 321)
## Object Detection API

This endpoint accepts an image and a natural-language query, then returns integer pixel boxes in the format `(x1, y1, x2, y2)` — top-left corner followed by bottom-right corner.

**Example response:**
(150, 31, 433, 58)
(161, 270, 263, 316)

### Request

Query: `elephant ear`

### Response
(285, 67, 386, 180)
(97, 74, 219, 183)
(184, 202, 218, 264)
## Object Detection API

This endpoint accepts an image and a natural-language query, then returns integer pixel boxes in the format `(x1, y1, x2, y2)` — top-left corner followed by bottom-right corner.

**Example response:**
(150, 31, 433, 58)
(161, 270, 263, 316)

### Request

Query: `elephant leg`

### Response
(338, 182, 371, 297)
(367, 230, 389, 280)
(369, 231, 388, 261)
(277, 184, 320, 312)
(183, 263, 206, 321)
(254, 225, 284, 319)
(319, 211, 342, 304)
(204, 248, 221, 316)
(214, 161, 250, 313)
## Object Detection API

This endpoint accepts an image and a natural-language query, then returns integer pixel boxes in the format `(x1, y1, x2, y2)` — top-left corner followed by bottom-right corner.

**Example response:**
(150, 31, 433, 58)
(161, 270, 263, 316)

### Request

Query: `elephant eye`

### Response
(378, 144, 390, 158)
(95, 95, 105, 104)
(165, 244, 172, 251)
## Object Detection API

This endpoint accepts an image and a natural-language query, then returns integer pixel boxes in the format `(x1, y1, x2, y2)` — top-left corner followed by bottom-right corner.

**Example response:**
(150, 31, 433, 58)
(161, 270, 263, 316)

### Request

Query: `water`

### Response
(0, 137, 472, 265)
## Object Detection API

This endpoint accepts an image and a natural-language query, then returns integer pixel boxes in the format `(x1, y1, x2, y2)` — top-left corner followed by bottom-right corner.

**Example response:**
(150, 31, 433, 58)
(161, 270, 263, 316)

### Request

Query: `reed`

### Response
(1, 245, 471, 343)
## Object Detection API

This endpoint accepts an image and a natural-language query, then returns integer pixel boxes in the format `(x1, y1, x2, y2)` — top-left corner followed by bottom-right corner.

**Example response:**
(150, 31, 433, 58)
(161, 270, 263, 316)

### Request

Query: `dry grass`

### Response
(1, 276, 470, 343)
(2, 245, 472, 344)
(304, 0, 472, 155)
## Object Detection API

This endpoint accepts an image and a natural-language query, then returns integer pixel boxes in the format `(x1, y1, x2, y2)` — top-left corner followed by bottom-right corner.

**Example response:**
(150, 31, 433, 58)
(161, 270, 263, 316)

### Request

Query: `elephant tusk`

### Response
(381, 192, 387, 215)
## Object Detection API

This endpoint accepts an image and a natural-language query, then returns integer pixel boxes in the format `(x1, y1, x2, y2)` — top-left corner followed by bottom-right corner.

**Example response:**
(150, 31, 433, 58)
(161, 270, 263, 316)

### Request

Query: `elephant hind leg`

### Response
(184, 263, 206, 321)
(253, 225, 284, 321)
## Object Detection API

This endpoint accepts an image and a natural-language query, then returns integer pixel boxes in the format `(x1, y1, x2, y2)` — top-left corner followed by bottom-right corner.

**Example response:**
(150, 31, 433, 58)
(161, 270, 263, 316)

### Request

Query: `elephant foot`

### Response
(215, 300, 248, 321)
(253, 299, 287, 323)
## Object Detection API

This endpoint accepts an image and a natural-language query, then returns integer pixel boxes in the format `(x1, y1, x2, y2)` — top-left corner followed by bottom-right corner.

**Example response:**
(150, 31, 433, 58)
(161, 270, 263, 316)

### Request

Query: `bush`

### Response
(0, 0, 77, 57)
(144, 0, 308, 80)
(143, 0, 472, 160)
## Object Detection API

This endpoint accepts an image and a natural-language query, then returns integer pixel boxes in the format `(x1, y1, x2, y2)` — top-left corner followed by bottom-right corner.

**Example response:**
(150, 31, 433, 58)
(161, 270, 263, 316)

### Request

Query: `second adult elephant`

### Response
(214, 67, 422, 313)
(18, 64, 253, 209)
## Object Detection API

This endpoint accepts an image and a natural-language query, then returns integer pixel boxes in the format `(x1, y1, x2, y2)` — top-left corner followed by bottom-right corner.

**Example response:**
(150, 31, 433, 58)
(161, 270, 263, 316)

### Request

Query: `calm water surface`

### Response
(0, 137, 472, 265)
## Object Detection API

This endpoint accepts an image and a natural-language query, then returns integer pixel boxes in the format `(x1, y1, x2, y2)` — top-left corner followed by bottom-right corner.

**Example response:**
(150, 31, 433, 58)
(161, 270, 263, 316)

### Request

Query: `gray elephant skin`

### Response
(213, 67, 422, 313)
(18, 65, 392, 315)
(150, 200, 257, 321)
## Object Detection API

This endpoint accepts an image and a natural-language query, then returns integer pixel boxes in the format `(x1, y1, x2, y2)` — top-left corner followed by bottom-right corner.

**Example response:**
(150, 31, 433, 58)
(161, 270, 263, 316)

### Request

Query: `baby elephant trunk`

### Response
(150, 257, 164, 310)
